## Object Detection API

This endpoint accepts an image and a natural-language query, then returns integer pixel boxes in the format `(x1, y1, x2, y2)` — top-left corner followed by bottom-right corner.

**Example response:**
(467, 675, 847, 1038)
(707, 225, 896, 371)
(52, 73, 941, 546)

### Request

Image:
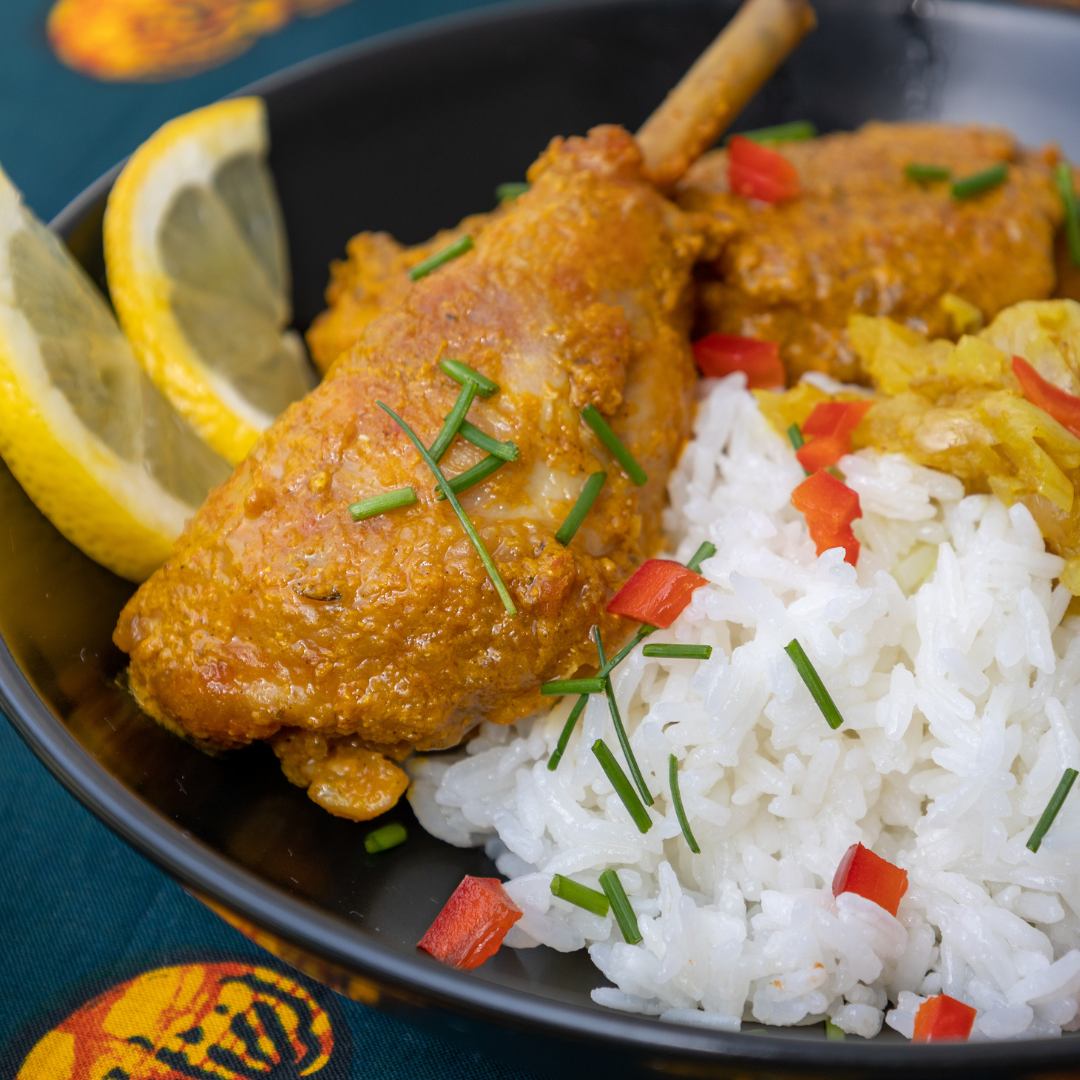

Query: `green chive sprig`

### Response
(905, 163, 951, 183)
(1027, 768, 1079, 852)
(435, 454, 504, 500)
(439, 358, 499, 398)
(685, 541, 716, 575)
(496, 182, 530, 202)
(729, 120, 817, 145)
(581, 404, 647, 487)
(787, 423, 804, 452)
(784, 638, 845, 730)
(555, 471, 606, 545)
(595, 629, 653, 806)
(825, 1019, 846, 1042)
(429, 382, 476, 461)
(1056, 163, 1080, 268)
(457, 420, 518, 460)
(409, 235, 474, 281)
(349, 487, 417, 521)
(952, 163, 1007, 200)
(668, 754, 700, 854)
(548, 693, 589, 772)
(643, 644, 712, 660)
(599, 868, 643, 944)
(365, 822, 407, 853)
(593, 739, 652, 833)
(550, 874, 610, 916)
(378, 401, 516, 615)
(541, 677, 605, 696)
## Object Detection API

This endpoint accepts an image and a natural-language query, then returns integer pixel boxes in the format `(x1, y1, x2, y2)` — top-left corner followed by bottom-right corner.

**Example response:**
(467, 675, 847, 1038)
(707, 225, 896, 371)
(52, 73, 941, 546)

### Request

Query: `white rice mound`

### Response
(408, 373, 1080, 1041)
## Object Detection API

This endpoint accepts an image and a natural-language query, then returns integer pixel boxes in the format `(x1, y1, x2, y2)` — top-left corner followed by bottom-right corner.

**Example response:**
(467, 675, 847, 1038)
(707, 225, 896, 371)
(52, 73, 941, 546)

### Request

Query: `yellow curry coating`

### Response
(676, 122, 1063, 383)
(115, 127, 706, 775)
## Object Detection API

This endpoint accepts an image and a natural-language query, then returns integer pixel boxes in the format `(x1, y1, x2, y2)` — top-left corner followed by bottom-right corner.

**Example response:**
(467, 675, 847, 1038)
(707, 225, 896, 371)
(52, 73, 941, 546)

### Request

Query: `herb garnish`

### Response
(1027, 768, 1079, 852)
(439, 358, 499, 397)
(550, 874, 610, 916)
(547, 694, 589, 772)
(593, 739, 652, 834)
(905, 163, 951, 183)
(1056, 163, 1080, 268)
(496, 182, 530, 202)
(429, 382, 477, 462)
(643, 644, 712, 660)
(434, 454, 504, 500)
(581, 404, 647, 487)
(784, 638, 845, 730)
(787, 422, 804, 451)
(668, 754, 700, 853)
(595, 627, 653, 806)
(409, 236, 474, 281)
(364, 822, 407, 853)
(555, 471, 606, 546)
(728, 120, 817, 145)
(349, 487, 417, 522)
(685, 541, 716, 575)
(377, 401, 516, 615)
(456, 420, 518, 460)
(541, 677, 606, 696)
(952, 163, 1007, 200)
(599, 868, 643, 944)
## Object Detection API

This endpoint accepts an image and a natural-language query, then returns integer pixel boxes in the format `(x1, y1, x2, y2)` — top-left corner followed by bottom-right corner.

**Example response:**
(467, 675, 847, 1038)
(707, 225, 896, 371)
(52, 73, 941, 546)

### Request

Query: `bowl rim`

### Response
(5, 0, 1080, 1070)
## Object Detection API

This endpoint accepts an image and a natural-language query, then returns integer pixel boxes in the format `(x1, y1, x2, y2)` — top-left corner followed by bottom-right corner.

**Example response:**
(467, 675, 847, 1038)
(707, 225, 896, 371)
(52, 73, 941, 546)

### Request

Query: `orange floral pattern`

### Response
(47, 0, 355, 81)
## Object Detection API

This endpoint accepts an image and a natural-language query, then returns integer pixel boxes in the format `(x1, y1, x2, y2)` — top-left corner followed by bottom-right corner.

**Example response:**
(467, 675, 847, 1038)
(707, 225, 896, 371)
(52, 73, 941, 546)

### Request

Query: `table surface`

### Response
(0, 1, 546, 1076)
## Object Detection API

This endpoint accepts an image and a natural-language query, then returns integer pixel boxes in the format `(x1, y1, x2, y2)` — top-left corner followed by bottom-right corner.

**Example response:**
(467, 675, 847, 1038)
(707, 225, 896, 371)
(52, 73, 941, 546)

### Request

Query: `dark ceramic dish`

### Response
(5, 0, 1080, 1075)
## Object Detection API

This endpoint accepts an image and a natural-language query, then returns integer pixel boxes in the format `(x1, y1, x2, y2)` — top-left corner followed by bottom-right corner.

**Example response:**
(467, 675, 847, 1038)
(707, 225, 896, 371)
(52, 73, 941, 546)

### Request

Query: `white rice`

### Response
(408, 373, 1080, 1040)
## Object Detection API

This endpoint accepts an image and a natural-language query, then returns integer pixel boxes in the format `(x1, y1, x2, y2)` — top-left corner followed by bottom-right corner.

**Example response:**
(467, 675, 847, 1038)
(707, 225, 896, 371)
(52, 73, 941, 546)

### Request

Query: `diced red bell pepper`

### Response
(728, 135, 801, 203)
(418, 875, 522, 970)
(832, 842, 909, 917)
(802, 400, 875, 439)
(912, 994, 977, 1043)
(693, 333, 785, 388)
(607, 559, 708, 629)
(1012, 355, 1080, 438)
(790, 470, 862, 567)
(796, 434, 850, 472)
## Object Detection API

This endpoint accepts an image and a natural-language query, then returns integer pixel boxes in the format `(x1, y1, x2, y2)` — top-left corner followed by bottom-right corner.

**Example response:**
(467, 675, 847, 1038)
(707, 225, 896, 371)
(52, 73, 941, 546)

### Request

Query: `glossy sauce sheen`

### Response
(115, 127, 705, 764)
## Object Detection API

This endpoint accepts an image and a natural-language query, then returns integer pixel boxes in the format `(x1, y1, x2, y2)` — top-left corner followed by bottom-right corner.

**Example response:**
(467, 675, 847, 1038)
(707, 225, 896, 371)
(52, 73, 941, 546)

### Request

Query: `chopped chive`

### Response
(548, 693, 588, 771)
(952, 163, 1007, 200)
(581, 404, 647, 487)
(784, 639, 845, 730)
(435, 454, 504, 500)
(496, 182, 530, 202)
(364, 822, 407, 853)
(409, 235, 474, 281)
(429, 381, 477, 462)
(439, 358, 499, 398)
(599, 868, 643, 944)
(593, 740, 652, 833)
(1027, 768, 1079, 852)
(550, 874, 610, 916)
(685, 541, 716, 575)
(1056, 163, 1080, 268)
(643, 644, 713, 660)
(456, 420, 518, 460)
(668, 754, 700, 854)
(905, 163, 951, 183)
(728, 120, 817, 145)
(594, 629, 653, 806)
(825, 1019, 846, 1041)
(541, 677, 605, 696)
(787, 423, 804, 451)
(555, 471, 606, 545)
(349, 486, 417, 521)
(377, 402, 516, 616)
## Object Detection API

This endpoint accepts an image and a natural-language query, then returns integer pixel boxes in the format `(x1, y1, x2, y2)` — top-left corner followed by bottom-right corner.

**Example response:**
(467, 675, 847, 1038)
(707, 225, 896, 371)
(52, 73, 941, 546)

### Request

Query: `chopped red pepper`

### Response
(693, 333, 785, 388)
(607, 559, 708, 629)
(728, 135, 801, 203)
(1012, 355, 1080, 438)
(790, 470, 862, 567)
(796, 434, 850, 473)
(418, 875, 522, 970)
(802, 400, 875, 439)
(912, 994, 977, 1043)
(832, 842, 909, 917)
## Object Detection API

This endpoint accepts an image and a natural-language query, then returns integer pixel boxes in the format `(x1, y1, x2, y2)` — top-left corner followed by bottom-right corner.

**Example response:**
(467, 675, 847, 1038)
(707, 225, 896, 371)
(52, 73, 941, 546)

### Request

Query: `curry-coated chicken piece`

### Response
(114, 126, 709, 817)
(676, 122, 1063, 383)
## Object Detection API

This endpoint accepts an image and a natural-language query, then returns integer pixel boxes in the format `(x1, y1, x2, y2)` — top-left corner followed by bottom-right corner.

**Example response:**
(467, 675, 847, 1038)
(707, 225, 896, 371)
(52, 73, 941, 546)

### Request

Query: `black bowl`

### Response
(5, 1, 1080, 1076)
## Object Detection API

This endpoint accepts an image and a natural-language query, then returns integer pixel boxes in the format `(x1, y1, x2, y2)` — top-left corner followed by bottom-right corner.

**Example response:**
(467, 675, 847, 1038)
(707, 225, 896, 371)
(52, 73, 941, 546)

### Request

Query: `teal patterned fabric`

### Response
(0, 2, 544, 1075)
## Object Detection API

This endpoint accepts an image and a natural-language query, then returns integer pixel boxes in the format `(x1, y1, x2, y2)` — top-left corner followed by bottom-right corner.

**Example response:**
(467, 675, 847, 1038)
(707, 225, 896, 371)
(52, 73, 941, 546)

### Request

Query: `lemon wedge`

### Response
(0, 163, 232, 582)
(104, 97, 315, 464)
